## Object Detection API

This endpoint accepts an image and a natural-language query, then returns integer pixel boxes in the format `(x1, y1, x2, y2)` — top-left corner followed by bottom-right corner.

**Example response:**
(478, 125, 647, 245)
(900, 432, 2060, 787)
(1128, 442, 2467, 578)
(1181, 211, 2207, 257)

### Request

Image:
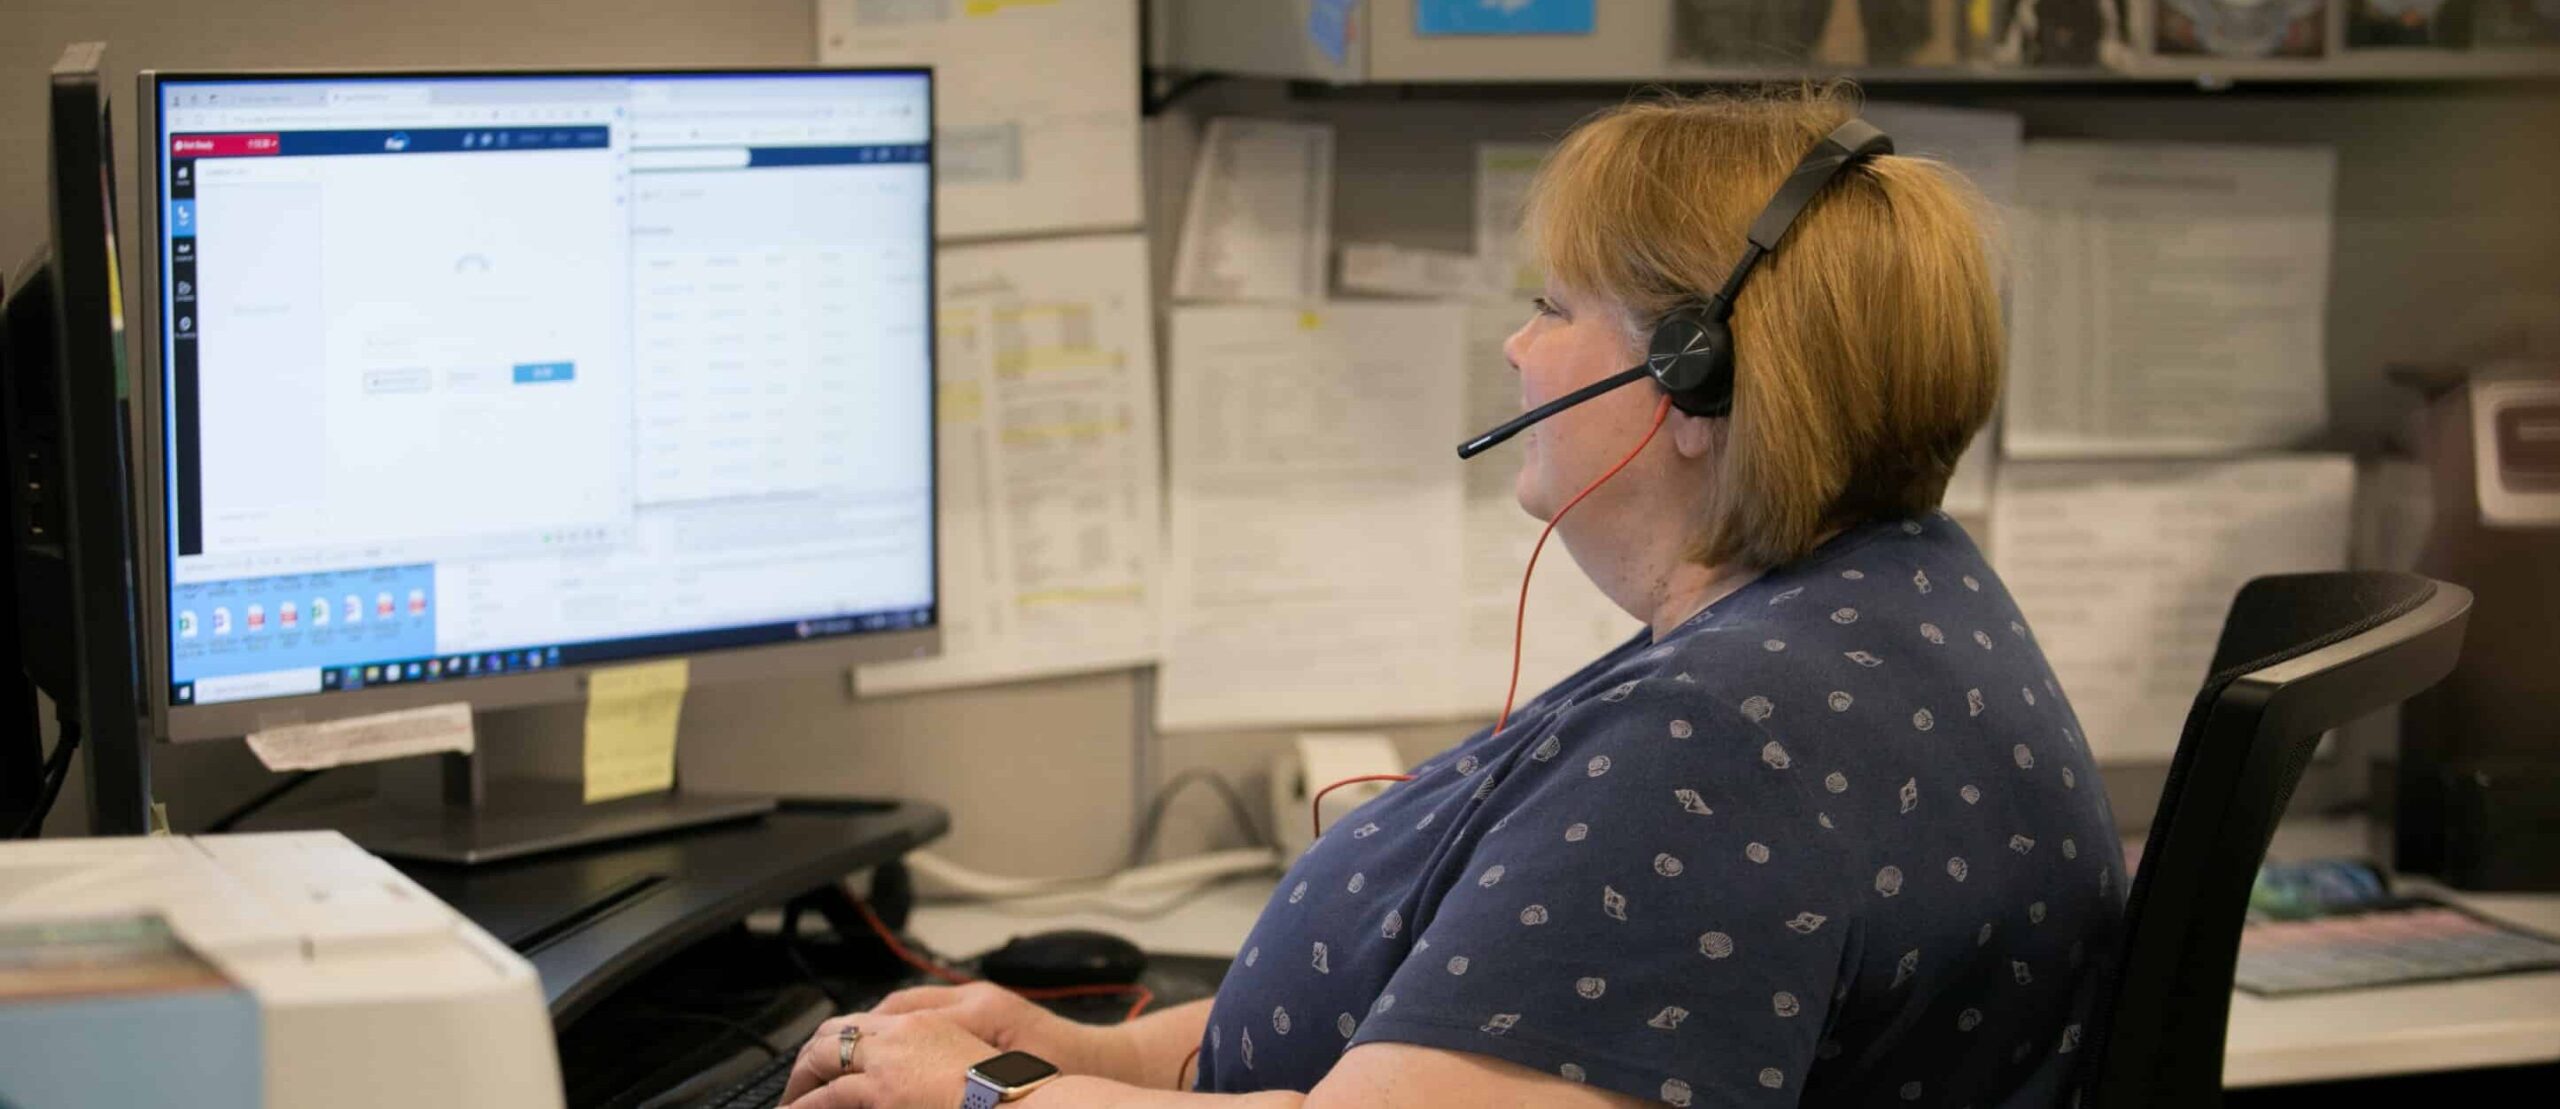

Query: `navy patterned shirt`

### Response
(1194, 513, 2125, 1107)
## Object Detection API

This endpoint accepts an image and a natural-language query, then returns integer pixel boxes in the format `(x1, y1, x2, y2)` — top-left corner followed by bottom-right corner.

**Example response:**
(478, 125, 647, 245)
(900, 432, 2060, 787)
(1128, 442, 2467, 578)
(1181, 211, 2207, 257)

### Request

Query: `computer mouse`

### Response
(976, 929, 1147, 990)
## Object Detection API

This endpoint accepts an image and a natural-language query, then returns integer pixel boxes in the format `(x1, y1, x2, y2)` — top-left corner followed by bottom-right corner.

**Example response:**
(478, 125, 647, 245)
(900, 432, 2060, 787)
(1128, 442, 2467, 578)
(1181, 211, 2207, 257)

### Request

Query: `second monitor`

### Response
(133, 68, 941, 859)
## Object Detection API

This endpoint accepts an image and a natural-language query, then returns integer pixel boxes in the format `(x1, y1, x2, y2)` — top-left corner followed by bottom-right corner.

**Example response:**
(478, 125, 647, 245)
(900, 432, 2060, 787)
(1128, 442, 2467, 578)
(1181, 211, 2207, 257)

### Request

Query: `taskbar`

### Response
(171, 604, 935, 706)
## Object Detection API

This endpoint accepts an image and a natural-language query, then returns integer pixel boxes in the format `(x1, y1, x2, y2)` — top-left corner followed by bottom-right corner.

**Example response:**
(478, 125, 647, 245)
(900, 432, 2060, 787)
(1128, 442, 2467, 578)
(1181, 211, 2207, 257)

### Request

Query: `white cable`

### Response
(904, 847, 1281, 903)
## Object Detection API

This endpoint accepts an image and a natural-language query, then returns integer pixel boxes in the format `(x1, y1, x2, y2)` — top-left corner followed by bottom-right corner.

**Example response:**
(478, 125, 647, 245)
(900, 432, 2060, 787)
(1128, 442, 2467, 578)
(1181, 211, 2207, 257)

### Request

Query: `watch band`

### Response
(960, 1074, 1003, 1109)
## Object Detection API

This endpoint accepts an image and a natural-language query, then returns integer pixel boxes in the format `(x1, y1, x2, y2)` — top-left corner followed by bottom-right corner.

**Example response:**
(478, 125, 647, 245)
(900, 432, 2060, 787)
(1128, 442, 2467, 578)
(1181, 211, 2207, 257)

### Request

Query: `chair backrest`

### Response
(2084, 572, 2473, 1108)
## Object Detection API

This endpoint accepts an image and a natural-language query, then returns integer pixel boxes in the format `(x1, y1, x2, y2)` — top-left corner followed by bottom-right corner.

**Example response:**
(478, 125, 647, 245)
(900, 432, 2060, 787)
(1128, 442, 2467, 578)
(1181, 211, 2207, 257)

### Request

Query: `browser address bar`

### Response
(628, 146, 751, 170)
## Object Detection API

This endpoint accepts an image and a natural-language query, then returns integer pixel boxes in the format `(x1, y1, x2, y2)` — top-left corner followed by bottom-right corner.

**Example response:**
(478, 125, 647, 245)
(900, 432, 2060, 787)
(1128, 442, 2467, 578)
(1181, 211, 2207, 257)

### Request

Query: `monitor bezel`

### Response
(134, 65, 940, 743)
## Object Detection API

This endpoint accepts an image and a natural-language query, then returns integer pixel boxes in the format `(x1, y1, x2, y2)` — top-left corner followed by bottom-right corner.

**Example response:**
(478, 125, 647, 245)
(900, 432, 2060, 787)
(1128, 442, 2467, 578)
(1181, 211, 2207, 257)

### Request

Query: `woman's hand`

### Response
(779, 982, 1140, 1105)
(873, 982, 1140, 1080)
(781, 1009, 999, 1109)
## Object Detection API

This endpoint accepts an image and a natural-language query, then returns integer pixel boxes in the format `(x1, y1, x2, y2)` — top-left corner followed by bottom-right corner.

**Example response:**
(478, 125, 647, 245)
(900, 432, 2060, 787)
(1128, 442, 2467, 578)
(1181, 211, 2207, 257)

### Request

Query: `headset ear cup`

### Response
(1647, 309, 1735, 418)
(1685, 317, 1735, 418)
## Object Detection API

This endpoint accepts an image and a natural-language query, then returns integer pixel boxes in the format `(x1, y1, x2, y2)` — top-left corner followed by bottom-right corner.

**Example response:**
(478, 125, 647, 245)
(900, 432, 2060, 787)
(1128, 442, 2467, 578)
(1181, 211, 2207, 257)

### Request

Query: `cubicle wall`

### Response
(5, 2, 2554, 879)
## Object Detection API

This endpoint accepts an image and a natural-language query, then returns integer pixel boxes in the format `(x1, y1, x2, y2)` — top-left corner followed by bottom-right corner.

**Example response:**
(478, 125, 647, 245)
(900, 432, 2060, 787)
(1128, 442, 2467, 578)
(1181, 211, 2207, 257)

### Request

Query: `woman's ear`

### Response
(1668, 409, 1723, 462)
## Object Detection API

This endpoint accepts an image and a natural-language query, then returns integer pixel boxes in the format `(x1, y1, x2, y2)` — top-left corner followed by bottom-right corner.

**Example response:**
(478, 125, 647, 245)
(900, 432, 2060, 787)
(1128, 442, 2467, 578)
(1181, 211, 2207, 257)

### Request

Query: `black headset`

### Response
(1457, 119, 1894, 460)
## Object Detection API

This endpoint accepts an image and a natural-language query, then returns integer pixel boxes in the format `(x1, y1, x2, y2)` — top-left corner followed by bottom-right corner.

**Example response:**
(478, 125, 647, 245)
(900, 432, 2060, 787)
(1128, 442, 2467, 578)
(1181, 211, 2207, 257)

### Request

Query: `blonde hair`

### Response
(1525, 83, 2004, 570)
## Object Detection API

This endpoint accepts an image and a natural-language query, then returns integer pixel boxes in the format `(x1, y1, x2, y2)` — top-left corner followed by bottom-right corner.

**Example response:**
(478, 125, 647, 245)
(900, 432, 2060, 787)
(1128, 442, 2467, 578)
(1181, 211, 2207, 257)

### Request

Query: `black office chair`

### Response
(2082, 571, 2473, 1109)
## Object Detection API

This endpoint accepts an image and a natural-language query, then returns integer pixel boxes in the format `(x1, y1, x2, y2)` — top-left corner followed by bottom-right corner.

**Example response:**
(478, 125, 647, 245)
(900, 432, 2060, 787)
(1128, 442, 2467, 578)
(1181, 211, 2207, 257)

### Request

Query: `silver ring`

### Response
(837, 1024, 861, 1073)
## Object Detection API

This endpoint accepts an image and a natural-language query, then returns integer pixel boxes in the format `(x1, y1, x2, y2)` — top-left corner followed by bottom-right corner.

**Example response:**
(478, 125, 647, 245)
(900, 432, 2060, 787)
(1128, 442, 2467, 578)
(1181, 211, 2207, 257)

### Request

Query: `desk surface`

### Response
(909, 819, 2560, 1090)
(396, 799, 948, 1026)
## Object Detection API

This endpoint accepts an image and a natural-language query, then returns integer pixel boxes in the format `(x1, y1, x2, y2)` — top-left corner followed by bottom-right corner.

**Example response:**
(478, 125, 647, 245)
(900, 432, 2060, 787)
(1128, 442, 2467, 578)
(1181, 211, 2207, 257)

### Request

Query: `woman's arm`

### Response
(1103, 998, 1217, 1090)
(1016, 1042, 1644, 1108)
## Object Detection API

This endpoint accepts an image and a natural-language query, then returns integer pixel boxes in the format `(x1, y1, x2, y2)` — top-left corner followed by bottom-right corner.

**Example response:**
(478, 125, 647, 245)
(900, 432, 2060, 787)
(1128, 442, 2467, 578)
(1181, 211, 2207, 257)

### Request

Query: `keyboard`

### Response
(690, 1053, 794, 1109)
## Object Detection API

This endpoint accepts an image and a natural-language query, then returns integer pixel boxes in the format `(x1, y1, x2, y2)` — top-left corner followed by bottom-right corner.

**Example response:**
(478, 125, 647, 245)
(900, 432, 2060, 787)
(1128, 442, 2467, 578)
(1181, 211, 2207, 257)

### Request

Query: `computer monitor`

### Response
(2, 43, 152, 837)
(132, 68, 939, 860)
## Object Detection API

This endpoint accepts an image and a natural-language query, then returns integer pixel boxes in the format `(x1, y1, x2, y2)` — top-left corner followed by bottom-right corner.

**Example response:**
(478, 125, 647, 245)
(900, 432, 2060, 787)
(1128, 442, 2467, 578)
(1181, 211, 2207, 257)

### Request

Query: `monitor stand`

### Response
(288, 750, 776, 866)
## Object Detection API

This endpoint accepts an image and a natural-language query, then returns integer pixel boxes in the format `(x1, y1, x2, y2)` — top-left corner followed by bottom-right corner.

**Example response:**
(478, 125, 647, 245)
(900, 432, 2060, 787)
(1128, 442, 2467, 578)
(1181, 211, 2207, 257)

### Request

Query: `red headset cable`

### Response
(1304, 395, 1672, 841)
(1205, 394, 1677, 1090)
(1496, 394, 1674, 736)
(843, 886, 1155, 1022)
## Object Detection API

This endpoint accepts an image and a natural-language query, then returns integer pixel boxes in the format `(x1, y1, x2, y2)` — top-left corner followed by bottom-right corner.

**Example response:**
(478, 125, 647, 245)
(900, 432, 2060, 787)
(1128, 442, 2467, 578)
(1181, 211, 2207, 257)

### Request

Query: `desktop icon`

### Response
(279, 601, 299, 628)
(426, 659, 442, 678)
(485, 653, 503, 672)
(177, 610, 198, 638)
(522, 651, 541, 670)
(465, 655, 479, 674)
(322, 670, 340, 689)
(344, 594, 364, 624)
(408, 589, 427, 616)
(383, 132, 410, 152)
(377, 592, 395, 619)
(383, 665, 401, 683)
(405, 662, 422, 680)
(245, 604, 265, 632)
(365, 665, 381, 682)
(212, 607, 232, 636)
(310, 596, 330, 627)
(175, 280, 193, 297)
(175, 684, 192, 703)
(546, 647, 559, 664)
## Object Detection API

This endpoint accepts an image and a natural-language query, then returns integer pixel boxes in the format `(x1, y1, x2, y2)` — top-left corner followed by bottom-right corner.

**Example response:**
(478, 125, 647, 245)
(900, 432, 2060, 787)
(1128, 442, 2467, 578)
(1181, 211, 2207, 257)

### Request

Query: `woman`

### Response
(783, 85, 2125, 1108)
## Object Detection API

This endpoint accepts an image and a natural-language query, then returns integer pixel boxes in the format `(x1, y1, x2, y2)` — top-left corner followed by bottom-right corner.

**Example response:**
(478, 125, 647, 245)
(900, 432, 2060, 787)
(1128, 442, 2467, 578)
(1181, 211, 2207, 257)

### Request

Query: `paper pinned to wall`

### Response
(1337, 242, 1498, 300)
(1988, 455, 2355, 761)
(857, 233, 1161, 695)
(817, 0, 1141, 240)
(584, 659, 690, 803)
(1475, 142, 1550, 299)
(245, 703, 474, 772)
(1458, 303, 1642, 703)
(1173, 118, 1335, 303)
(2004, 142, 2338, 458)
(1159, 303, 1473, 731)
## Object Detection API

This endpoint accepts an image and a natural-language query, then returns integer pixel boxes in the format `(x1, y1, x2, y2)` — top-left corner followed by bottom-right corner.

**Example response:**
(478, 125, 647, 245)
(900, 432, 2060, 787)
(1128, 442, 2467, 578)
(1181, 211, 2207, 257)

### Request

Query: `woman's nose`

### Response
(1501, 319, 1533, 374)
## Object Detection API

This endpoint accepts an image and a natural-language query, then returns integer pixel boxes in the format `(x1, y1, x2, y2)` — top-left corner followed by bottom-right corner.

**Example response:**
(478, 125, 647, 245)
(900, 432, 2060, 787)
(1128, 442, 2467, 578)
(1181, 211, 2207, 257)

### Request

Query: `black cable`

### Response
(1142, 71, 1220, 116)
(12, 720, 82, 839)
(780, 902, 857, 1011)
(205, 769, 324, 834)
(1126, 768, 1268, 868)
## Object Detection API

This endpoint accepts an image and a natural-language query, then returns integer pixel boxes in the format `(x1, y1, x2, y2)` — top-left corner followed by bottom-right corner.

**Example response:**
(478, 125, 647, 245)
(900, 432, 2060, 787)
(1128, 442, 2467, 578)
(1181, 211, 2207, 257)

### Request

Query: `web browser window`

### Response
(155, 72, 935, 707)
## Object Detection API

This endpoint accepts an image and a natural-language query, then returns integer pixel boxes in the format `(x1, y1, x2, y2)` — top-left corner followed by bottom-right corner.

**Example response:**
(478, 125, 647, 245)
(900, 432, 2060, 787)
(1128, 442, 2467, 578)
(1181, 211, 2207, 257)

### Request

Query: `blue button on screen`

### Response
(512, 361, 575, 384)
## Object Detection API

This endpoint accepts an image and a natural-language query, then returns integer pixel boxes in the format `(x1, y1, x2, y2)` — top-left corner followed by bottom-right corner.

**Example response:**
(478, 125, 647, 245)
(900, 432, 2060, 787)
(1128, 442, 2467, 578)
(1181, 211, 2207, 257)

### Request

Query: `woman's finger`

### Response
(780, 1015, 864, 1104)
(786, 1073, 876, 1109)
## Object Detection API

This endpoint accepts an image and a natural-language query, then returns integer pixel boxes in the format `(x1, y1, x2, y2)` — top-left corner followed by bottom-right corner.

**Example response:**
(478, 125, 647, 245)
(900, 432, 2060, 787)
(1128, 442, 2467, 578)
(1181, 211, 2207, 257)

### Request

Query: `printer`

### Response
(0, 831, 562, 1108)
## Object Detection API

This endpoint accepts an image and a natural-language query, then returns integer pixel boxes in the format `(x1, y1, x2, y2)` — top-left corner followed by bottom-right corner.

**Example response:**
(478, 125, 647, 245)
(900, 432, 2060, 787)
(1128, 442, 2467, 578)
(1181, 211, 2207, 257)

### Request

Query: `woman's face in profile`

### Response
(1502, 282, 1655, 523)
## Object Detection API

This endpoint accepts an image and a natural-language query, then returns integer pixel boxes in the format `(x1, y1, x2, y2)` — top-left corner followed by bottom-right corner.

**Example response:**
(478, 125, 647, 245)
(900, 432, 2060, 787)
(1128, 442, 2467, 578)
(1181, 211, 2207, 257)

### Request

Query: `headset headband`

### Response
(1458, 117, 1893, 458)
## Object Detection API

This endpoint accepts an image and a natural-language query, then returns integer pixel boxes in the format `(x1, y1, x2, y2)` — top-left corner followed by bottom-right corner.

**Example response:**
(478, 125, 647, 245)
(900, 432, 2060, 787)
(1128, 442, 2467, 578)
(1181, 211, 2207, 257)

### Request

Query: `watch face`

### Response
(972, 1051, 1059, 1088)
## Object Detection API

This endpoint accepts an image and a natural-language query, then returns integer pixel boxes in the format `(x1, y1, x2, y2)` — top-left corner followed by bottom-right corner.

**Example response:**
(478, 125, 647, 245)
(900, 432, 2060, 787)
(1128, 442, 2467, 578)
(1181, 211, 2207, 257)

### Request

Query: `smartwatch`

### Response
(962, 1050, 1061, 1108)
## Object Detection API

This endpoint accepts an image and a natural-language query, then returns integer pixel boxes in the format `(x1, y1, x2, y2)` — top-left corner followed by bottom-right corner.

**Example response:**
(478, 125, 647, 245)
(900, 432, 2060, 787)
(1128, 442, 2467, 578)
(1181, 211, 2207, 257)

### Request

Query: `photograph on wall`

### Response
(2474, 0, 2560, 43)
(2156, 0, 2329, 56)
(2346, 0, 2474, 46)
(1975, 0, 2133, 64)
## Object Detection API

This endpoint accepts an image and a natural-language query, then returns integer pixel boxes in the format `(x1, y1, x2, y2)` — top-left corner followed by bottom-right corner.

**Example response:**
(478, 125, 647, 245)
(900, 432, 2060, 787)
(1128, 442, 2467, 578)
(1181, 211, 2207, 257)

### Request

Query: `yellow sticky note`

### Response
(582, 659, 689, 804)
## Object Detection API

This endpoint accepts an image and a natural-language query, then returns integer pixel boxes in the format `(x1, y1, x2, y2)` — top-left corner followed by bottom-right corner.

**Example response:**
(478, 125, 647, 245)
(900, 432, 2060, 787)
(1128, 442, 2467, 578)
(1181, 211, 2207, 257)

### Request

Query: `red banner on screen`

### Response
(170, 133, 281, 157)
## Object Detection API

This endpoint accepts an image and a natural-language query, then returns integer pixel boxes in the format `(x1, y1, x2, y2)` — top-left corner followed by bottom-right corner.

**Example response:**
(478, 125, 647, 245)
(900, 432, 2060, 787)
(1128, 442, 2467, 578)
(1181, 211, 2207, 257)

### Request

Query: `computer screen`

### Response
(141, 70, 936, 728)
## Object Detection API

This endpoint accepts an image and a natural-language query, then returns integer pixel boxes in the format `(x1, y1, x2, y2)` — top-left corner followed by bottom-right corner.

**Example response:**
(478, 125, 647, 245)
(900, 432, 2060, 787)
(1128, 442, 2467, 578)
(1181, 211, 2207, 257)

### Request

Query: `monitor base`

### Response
(285, 778, 777, 866)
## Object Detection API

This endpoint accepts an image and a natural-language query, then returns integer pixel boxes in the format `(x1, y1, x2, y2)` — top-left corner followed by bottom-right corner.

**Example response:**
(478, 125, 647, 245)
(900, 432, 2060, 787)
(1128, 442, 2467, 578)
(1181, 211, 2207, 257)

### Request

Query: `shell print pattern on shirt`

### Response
(1191, 516, 2126, 1108)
